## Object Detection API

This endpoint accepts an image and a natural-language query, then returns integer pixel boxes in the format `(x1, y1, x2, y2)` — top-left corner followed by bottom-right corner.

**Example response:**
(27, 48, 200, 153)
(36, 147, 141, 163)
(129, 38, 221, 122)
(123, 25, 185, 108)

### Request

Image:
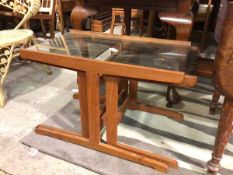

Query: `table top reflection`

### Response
(32, 31, 191, 72)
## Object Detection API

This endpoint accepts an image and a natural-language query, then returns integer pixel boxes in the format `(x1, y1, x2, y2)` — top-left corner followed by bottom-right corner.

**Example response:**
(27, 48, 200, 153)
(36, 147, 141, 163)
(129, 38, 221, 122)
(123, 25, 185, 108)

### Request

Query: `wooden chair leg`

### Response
(56, 0, 65, 34)
(139, 12, 144, 36)
(65, 15, 70, 32)
(147, 10, 155, 36)
(40, 19, 47, 38)
(209, 89, 221, 115)
(121, 22, 126, 35)
(105, 77, 119, 144)
(207, 99, 233, 174)
(200, 0, 212, 50)
(129, 80, 138, 103)
(166, 86, 181, 108)
(110, 10, 116, 34)
(50, 18, 55, 38)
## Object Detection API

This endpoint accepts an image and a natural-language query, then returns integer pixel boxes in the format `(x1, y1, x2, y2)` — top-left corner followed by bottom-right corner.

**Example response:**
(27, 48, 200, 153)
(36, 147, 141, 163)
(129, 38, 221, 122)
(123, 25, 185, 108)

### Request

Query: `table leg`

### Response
(124, 8, 131, 35)
(177, 0, 192, 13)
(129, 80, 138, 103)
(147, 10, 155, 37)
(37, 74, 178, 173)
(208, 99, 233, 174)
(105, 77, 119, 144)
(77, 71, 89, 138)
(103, 77, 178, 172)
(127, 80, 183, 120)
(86, 71, 101, 144)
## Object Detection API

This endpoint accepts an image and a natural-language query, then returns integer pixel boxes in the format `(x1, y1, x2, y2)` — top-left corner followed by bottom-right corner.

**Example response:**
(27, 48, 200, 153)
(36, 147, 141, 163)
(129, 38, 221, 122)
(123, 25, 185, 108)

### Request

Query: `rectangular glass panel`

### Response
(31, 32, 190, 72)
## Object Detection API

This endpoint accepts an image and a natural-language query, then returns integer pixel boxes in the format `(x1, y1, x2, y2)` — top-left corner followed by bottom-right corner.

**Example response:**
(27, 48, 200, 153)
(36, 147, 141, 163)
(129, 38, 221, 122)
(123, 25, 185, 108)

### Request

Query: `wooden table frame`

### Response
(20, 30, 197, 173)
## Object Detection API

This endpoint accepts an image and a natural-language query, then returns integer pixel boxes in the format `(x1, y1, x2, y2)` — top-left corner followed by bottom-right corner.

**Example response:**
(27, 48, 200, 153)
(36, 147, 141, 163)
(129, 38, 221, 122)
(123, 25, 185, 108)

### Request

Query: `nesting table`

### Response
(20, 30, 197, 173)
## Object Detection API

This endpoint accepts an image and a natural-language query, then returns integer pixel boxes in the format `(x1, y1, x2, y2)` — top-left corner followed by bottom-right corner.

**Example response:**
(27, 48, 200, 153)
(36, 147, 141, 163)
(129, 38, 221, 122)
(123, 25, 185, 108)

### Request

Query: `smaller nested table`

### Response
(20, 30, 197, 173)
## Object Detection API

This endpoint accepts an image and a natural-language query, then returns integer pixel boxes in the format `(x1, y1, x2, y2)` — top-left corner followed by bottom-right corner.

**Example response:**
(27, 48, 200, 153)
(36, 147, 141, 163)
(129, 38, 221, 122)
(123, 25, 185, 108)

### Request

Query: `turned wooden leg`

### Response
(166, 86, 181, 108)
(209, 89, 221, 115)
(207, 99, 233, 174)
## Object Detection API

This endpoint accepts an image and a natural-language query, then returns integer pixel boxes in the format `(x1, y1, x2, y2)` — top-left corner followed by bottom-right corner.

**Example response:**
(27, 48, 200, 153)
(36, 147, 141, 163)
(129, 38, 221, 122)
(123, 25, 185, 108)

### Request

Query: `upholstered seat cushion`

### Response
(0, 29, 34, 47)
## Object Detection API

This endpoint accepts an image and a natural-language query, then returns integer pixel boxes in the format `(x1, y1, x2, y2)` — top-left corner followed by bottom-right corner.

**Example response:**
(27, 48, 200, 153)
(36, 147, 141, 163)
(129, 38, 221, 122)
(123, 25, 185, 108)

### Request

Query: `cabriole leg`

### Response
(207, 99, 233, 174)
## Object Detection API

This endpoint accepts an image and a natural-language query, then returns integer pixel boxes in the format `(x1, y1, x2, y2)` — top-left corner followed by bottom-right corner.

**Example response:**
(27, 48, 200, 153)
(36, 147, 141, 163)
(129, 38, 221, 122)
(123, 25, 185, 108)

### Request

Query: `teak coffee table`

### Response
(20, 30, 197, 173)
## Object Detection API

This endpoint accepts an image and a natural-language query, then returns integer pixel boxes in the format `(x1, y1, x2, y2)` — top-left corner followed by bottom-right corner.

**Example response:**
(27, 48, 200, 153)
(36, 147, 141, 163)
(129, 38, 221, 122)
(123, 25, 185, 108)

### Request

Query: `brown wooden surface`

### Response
(36, 124, 170, 173)
(71, 0, 192, 35)
(85, 0, 191, 12)
(207, 0, 233, 174)
(103, 77, 179, 172)
(20, 30, 196, 173)
(127, 101, 184, 121)
(91, 10, 112, 32)
(77, 71, 89, 138)
(105, 77, 119, 145)
(159, 12, 193, 41)
(86, 71, 101, 144)
(20, 49, 187, 83)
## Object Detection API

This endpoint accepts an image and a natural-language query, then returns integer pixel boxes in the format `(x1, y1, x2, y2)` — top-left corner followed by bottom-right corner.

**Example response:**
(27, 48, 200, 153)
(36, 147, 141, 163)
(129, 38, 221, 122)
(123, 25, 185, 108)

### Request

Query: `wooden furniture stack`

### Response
(71, 0, 193, 36)
(91, 10, 112, 32)
(110, 8, 143, 35)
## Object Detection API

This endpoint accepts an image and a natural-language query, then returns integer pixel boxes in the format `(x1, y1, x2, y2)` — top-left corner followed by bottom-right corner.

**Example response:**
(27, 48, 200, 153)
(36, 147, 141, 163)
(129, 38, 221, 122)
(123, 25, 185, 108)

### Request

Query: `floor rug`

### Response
(21, 82, 233, 175)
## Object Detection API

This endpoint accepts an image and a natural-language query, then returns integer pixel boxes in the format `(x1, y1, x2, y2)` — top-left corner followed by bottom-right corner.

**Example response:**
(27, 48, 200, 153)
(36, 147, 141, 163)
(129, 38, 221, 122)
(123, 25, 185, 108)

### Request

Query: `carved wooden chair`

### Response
(194, 0, 229, 115)
(0, 0, 40, 107)
(207, 0, 233, 173)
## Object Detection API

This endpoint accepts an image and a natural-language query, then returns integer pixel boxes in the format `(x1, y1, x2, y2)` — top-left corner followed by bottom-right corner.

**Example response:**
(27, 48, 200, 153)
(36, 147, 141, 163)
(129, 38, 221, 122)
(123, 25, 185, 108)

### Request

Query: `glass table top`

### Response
(32, 32, 191, 72)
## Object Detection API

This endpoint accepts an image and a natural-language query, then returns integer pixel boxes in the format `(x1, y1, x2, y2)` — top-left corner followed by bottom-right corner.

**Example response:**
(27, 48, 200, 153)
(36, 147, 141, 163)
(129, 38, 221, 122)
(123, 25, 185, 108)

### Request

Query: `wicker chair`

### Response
(0, 0, 41, 107)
